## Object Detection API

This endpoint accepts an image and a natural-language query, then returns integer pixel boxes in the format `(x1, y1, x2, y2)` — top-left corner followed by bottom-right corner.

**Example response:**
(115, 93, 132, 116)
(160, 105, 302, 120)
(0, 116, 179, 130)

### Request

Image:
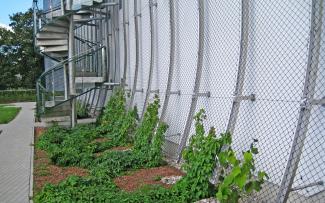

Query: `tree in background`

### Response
(0, 8, 43, 90)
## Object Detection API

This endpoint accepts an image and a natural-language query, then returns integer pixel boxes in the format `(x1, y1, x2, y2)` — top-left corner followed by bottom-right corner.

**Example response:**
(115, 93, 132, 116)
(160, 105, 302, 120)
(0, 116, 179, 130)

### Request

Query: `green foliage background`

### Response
(0, 9, 43, 90)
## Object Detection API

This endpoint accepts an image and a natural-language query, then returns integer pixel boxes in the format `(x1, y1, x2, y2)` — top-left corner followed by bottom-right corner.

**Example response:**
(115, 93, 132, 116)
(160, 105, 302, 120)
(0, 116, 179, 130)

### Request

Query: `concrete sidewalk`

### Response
(0, 103, 35, 203)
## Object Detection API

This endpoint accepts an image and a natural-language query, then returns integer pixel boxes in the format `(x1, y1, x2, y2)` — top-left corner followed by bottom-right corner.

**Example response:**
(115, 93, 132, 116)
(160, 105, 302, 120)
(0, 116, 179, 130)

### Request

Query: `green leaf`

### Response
(244, 152, 253, 162)
(234, 173, 247, 189)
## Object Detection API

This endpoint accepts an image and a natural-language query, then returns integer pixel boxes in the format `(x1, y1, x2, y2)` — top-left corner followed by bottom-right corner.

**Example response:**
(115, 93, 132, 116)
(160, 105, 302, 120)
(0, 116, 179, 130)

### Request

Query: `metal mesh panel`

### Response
(192, 0, 241, 138)
(232, 1, 312, 202)
(286, 1, 325, 202)
(44, 0, 325, 202)
(154, 0, 170, 117)
(161, 0, 199, 157)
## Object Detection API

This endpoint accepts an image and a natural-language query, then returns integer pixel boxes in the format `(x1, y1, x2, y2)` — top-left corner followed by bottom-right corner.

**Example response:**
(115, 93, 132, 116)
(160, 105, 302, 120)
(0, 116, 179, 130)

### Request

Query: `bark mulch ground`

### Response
(33, 127, 88, 193)
(114, 166, 184, 192)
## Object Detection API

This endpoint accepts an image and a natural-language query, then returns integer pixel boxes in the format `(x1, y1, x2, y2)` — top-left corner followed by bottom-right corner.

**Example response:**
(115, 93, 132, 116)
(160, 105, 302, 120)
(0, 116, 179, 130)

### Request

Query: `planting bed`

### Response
(33, 128, 88, 193)
(33, 89, 268, 203)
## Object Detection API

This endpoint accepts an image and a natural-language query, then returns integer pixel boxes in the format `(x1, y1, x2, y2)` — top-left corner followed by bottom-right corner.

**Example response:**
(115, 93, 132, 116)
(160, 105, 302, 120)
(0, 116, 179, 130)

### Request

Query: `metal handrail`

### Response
(36, 45, 106, 117)
(37, 45, 105, 81)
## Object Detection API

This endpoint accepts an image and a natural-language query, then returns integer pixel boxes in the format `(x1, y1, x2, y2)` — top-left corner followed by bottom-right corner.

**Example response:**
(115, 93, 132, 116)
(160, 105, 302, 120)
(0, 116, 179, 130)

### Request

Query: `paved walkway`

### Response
(0, 103, 35, 203)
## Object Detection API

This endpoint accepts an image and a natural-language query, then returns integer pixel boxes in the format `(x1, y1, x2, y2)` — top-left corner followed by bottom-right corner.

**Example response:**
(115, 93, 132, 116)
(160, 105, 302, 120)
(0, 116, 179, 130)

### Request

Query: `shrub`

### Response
(0, 89, 35, 103)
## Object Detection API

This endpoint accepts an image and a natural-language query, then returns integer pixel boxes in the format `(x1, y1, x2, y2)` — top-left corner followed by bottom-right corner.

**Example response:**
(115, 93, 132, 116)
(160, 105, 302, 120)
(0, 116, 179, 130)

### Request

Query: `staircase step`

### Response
(72, 0, 93, 10)
(76, 77, 105, 84)
(40, 115, 70, 123)
(42, 109, 71, 118)
(44, 51, 68, 59)
(36, 39, 68, 46)
(44, 101, 67, 107)
(42, 45, 68, 52)
(42, 25, 68, 33)
(37, 32, 68, 39)
(48, 19, 69, 28)
(75, 71, 98, 77)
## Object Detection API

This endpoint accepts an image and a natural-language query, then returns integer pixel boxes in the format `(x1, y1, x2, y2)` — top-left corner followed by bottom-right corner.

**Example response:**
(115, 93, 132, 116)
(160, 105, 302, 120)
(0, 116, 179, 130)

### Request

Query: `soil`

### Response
(114, 166, 185, 192)
(34, 126, 47, 142)
(33, 127, 88, 194)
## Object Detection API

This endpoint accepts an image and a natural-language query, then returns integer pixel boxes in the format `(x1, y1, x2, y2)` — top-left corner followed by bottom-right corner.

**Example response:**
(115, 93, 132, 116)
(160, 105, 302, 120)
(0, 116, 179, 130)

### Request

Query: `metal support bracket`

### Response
(194, 91, 211, 98)
(150, 89, 159, 94)
(169, 90, 181, 95)
(311, 97, 325, 107)
(233, 94, 256, 102)
(290, 181, 323, 192)
(135, 88, 144, 93)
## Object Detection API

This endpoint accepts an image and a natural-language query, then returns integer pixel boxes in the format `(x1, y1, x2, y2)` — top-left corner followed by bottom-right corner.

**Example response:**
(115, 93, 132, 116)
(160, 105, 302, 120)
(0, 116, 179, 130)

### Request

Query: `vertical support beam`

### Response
(105, 6, 110, 81)
(110, 3, 118, 82)
(226, 0, 250, 134)
(67, 0, 77, 127)
(52, 70, 55, 103)
(61, 0, 65, 15)
(129, 0, 140, 108)
(141, 0, 156, 118)
(89, 88, 98, 115)
(63, 63, 69, 100)
(36, 82, 40, 119)
(114, 1, 121, 83)
(176, 0, 205, 162)
(101, 46, 107, 78)
(160, 0, 176, 122)
(93, 87, 102, 117)
(276, 1, 323, 202)
(33, 0, 38, 46)
(122, 0, 129, 87)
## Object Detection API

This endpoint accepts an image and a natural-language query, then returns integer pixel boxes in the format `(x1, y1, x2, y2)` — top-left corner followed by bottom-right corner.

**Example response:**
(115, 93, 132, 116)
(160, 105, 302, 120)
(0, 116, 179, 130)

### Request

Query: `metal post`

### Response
(93, 87, 102, 117)
(141, 0, 156, 118)
(129, 0, 140, 109)
(63, 63, 69, 100)
(122, 0, 129, 87)
(61, 0, 65, 15)
(36, 82, 40, 119)
(114, 1, 120, 83)
(33, 0, 38, 47)
(226, 0, 250, 134)
(160, 0, 176, 122)
(111, 4, 117, 82)
(105, 6, 110, 81)
(52, 70, 55, 103)
(101, 46, 107, 78)
(276, 0, 324, 202)
(176, 0, 205, 162)
(67, 0, 77, 127)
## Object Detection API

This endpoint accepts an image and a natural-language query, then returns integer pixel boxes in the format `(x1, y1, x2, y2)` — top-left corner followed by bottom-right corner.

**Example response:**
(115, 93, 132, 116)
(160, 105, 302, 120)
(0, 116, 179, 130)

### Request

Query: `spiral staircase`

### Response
(33, 0, 111, 127)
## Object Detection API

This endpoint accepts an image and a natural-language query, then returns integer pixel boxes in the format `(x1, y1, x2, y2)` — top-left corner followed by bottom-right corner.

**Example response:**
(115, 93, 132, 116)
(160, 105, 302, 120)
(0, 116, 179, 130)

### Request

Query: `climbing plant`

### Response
(133, 95, 168, 167)
(99, 87, 137, 144)
(176, 109, 268, 202)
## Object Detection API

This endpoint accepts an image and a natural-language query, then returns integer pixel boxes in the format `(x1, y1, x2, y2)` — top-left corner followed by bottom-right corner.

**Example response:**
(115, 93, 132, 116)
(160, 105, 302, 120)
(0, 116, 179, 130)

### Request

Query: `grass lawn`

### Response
(0, 105, 21, 124)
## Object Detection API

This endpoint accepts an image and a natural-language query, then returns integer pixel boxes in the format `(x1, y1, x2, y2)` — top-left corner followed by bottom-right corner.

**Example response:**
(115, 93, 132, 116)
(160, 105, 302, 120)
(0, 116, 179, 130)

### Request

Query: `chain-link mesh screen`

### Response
(111, 0, 325, 202)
